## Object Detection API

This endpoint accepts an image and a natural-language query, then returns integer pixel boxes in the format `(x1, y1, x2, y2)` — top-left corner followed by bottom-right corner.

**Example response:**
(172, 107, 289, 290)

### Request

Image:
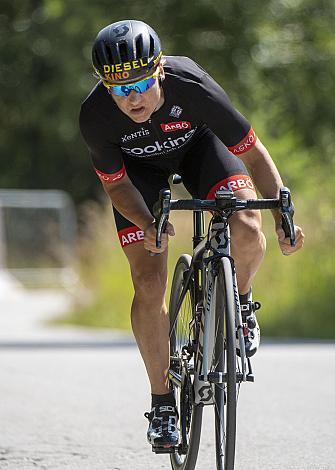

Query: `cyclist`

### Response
(80, 19, 304, 452)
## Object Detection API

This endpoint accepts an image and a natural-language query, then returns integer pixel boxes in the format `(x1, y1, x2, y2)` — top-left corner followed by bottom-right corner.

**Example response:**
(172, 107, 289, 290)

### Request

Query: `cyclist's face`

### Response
(110, 65, 165, 123)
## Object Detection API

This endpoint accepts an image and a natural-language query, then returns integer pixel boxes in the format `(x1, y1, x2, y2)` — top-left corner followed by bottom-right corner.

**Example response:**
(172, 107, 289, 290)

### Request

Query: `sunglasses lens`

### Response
(110, 76, 156, 97)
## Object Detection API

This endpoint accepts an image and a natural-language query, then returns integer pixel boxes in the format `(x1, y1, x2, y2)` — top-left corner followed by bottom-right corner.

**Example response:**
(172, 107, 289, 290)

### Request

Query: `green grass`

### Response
(254, 212, 335, 338)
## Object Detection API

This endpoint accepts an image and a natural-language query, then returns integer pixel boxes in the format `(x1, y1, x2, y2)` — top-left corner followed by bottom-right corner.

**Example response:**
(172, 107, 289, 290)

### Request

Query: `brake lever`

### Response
(149, 189, 171, 256)
(280, 187, 296, 247)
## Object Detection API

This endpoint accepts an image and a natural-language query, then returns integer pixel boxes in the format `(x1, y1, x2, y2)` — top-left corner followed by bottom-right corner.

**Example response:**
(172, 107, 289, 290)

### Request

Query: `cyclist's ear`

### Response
(158, 62, 165, 83)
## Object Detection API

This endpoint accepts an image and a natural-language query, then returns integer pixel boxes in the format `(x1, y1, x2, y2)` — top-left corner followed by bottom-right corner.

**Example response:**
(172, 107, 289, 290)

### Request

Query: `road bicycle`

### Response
(152, 179, 295, 470)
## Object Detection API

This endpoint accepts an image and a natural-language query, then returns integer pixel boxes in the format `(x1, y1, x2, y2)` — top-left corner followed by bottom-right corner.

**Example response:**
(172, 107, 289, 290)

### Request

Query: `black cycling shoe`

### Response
(144, 404, 179, 453)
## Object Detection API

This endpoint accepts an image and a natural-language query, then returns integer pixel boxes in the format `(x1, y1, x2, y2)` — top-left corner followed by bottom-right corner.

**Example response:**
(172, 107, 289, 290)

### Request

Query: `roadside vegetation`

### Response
(56, 171, 335, 339)
(2, 1, 334, 337)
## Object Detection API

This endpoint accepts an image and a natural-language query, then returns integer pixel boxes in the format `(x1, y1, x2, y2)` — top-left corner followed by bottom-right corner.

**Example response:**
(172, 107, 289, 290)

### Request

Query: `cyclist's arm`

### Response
(102, 176, 174, 252)
(80, 108, 155, 231)
(238, 138, 283, 226)
(239, 139, 305, 254)
(101, 174, 155, 231)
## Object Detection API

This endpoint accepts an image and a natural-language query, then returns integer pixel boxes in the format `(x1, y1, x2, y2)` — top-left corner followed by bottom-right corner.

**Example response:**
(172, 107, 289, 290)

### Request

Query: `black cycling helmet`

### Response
(92, 20, 162, 84)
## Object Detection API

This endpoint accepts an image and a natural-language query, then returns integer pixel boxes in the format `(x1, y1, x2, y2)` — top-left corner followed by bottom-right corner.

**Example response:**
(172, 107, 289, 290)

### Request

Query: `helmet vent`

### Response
(149, 35, 155, 59)
(104, 42, 115, 65)
(135, 36, 143, 59)
(92, 50, 101, 68)
(92, 21, 161, 79)
(118, 42, 128, 62)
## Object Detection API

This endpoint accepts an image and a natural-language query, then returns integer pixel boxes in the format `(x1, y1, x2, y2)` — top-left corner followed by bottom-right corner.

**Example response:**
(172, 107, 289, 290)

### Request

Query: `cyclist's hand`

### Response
(276, 224, 305, 256)
(143, 221, 175, 253)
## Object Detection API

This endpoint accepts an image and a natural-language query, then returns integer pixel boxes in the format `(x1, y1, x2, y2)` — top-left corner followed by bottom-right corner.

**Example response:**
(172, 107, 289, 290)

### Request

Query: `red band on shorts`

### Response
(206, 175, 255, 200)
(228, 128, 257, 156)
(118, 226, 145, 248)
(94, 165, 126, 184)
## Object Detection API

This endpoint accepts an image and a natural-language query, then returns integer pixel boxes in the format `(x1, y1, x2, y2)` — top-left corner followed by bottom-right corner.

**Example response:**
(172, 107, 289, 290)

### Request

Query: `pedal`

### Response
(246, 374, 254, 382)
(236, 372, 244, 383)
(152, 445, 176, 454)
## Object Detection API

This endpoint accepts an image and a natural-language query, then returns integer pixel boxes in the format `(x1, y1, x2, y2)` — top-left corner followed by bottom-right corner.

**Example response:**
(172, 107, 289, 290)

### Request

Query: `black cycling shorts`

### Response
(114, 129, 256, 248)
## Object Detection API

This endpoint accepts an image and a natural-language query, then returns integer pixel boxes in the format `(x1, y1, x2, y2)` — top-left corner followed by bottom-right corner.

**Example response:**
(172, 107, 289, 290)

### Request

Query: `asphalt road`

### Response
(0, 342, 334, 470)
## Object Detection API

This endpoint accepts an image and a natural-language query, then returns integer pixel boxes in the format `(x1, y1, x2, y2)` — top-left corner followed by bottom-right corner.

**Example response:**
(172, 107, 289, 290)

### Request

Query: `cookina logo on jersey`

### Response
(121, 128, 196, 157)
(160, 121, 191, 132)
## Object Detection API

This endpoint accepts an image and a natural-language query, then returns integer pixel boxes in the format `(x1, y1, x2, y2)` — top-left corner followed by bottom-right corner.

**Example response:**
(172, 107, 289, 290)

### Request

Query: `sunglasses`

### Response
(102, 68, 160, 97)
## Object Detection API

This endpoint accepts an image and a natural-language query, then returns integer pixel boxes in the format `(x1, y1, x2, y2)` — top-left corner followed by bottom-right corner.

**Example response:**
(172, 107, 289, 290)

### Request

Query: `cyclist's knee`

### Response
(230, 210, 266, 255)
(124, 244, 168, 297)
(132, 269, 168, 297)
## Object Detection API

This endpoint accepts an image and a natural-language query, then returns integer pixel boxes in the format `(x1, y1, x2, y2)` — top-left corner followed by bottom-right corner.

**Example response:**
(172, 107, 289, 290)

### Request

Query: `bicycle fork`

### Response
(193, 264, 216, 405)
(193, 225, 248, 405)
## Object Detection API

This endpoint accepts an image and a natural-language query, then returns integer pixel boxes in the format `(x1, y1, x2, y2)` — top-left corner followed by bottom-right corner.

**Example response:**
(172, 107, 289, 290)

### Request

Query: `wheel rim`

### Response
(171, 277, 195, 466)
(169, 257, 203, 470)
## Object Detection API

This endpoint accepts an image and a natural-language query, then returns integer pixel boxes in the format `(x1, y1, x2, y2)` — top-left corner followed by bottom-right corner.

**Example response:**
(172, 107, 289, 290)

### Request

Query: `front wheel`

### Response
(169, 255, 203, 470)
(212, 257, 237, 470)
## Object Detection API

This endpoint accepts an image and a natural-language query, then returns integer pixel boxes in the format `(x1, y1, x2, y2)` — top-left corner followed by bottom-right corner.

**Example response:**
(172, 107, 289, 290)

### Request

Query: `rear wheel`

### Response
(212, 258, 237, 470)
(169, 255, 203, 470)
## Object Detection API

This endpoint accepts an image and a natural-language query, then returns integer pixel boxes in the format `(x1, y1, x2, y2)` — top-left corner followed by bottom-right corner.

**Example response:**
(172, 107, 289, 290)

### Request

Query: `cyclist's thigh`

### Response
(179, 129, 261, 234)
(112, 159, 170, 292)
(179, 129, 256, 200)
(113, 158, 170, 251)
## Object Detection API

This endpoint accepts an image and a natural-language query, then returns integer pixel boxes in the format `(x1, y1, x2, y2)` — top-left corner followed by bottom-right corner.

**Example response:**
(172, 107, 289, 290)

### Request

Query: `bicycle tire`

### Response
(169, 254, 203, 470)
(212, 257, 237, 470)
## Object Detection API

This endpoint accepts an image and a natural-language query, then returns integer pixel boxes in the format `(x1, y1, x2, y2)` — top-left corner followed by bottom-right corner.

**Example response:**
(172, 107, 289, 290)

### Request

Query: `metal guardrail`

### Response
(0, 189, 77, 288)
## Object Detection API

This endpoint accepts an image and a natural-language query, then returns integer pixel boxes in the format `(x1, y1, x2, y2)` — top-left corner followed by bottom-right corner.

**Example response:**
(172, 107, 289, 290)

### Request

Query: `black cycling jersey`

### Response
(79, 56, 257, 184)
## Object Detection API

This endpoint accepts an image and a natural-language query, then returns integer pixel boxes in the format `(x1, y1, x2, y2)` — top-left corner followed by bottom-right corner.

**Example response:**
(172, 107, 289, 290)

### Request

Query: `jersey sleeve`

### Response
(192, 73, 257, 155)
(79, 105, 126, 184)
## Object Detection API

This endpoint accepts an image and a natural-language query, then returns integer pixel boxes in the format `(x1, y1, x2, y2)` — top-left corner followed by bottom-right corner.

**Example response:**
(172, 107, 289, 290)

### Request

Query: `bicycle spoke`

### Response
(170, 255, 203, 470)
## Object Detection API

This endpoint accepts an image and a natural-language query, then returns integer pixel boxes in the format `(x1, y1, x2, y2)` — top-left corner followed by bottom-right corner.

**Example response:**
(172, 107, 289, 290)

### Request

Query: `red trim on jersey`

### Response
(228, 128, 257, 156)
(206, 175, 255, 200)
(118, 226, 145, 248)
(94, 165, 126, 183)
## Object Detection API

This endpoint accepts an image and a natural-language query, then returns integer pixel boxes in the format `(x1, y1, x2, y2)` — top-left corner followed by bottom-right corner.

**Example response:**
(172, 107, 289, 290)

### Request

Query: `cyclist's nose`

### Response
(128, 90, 142, 104)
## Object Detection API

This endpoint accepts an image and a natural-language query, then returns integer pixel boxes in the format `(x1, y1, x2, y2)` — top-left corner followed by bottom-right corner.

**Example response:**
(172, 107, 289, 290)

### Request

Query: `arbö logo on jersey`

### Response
(207, 175, 255, 199)
(160, 121, 191, 133)
(121, 129, 196, 156)
(221, 178, 254, 192)
(118, 227, 144, 247)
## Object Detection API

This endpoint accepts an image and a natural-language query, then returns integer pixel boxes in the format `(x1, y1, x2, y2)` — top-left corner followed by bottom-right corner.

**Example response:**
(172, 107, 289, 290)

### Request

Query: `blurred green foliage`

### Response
(1, 0, 335, 200)
(1, 0, 335, 337)
(56, 194, 335, 339)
